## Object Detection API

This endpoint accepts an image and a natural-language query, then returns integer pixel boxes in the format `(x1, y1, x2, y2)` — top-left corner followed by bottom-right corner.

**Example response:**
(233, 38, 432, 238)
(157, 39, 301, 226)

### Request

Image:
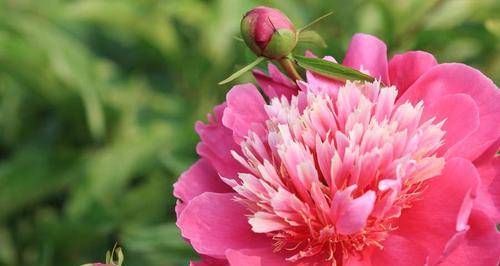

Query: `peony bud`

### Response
(241, 6, 297, 60)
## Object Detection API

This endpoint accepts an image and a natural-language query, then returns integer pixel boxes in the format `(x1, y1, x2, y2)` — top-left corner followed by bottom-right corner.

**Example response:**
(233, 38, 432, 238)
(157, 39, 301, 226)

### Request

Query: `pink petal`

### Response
(196, 104, 247, 179)
(225, 248, 288, 266)
(473, 138, 500, 165)
(371, 235, 429, 266)
(173, 159, 232, 217)
(421, 93, 480, 157)
(342, 33, 389, 85)
(223, 84, 268, 143)
(474, 156, 500, 222)
(398, 63, 500, 161)
(388, 51, 437, 97)
(225, 249, 261, 266)
(248, 212, 288, 233)
(330, 186, 376, 235)
(335, 191, 376, 235)
(439, 209, 500, 266)
(190, 256, 229, 266)
(395, 157, 480, 264)
(177, 192, 271, 259)
(253, 64, 297, 100)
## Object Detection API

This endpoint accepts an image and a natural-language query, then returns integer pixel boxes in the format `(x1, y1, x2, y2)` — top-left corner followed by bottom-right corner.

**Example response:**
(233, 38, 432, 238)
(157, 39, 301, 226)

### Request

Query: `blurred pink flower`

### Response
(174, 34, 500, 266)
(81, 263, 115, 266)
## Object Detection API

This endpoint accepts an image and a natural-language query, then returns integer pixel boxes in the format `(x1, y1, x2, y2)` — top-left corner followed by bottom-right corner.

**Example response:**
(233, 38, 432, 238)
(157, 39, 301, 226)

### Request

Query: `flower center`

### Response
(227, 81, 445, 263)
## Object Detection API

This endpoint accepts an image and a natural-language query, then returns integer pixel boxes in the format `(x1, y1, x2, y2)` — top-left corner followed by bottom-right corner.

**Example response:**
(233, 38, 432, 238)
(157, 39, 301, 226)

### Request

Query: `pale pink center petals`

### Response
(335, 190, 376, 235)
(229, 80, 447, 263)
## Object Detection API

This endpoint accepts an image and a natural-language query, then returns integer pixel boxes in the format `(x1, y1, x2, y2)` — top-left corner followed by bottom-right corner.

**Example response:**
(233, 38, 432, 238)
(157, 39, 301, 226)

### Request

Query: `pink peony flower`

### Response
(174, 34, 500, 265)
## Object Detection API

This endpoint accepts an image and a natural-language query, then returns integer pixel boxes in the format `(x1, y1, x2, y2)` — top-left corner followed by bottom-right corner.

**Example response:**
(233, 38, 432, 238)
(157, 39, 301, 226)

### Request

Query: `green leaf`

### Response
(218, 57, 265, 85)
(293, 55, 375, 82)
(298, 30, 327, 48)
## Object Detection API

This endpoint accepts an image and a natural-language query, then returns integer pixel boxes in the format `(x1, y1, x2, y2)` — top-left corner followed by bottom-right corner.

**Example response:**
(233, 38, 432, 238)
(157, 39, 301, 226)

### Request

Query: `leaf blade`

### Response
(293, 55, 375, 82)
(218, 57, 266, 85)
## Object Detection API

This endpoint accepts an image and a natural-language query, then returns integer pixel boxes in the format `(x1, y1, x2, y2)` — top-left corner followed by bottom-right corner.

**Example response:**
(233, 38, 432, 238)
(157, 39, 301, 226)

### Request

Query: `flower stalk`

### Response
(278, 57, 303, 81)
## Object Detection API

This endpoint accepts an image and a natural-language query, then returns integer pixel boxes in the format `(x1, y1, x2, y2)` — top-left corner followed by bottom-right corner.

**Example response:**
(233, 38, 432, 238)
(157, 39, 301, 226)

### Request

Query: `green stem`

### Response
(278, 57, 303, 81)
(298, 11, 334, 32)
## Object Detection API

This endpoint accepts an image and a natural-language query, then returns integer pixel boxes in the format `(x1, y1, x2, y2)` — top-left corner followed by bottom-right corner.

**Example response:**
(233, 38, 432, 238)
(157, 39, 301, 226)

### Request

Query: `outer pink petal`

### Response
(395, 157, 480, 264)
(439, 209, 500, 266)
(196, 103, 246, 179)
(226, 248, 333, 266)
(342, 33, 389, 85)
(421, 93, 479, 157)
(225, 249, 262, 266)
(177, 192, 271, 259)
(222, 84, 268, 143)
(474, 156, 500, 222)
(173, 159, 232, 217)
(398, 63, 500, 161)
(473, 138, 500, 165)
(253, 64, 297, 100)
(190, 256, 229, 266)
(371, 235, 429, 266)
(388, 51, 437, 97)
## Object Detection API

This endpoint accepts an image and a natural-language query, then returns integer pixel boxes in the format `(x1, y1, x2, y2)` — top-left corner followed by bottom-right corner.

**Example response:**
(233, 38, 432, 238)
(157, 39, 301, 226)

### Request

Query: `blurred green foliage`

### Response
(0, 0, 498, 265)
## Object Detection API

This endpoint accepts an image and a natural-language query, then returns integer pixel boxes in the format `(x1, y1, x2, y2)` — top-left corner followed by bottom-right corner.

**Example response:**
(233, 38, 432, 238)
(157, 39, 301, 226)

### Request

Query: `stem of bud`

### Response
(278, 57, 303, 81)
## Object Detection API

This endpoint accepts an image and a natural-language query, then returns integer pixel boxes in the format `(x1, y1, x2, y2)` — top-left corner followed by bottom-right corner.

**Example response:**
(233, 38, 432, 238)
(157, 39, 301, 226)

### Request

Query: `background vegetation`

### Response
(0, 0, 498, 265)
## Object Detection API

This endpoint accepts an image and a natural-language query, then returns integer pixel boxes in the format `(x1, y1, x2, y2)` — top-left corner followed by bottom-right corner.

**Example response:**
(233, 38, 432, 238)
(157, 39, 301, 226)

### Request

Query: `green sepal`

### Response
(293, 55, 375, 82)
(218, 57, 266, 85)
(106, 250, 112, 264)
(115, 247, 124, 266)
(298, 30, 327, 48)
(104, 243, 124, 266)
(263, 29, 297, 59)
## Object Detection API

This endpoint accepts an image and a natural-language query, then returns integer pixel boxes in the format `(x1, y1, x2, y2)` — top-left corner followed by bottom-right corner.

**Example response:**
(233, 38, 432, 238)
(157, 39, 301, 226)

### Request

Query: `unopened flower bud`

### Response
(241, 6, 297, 60)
